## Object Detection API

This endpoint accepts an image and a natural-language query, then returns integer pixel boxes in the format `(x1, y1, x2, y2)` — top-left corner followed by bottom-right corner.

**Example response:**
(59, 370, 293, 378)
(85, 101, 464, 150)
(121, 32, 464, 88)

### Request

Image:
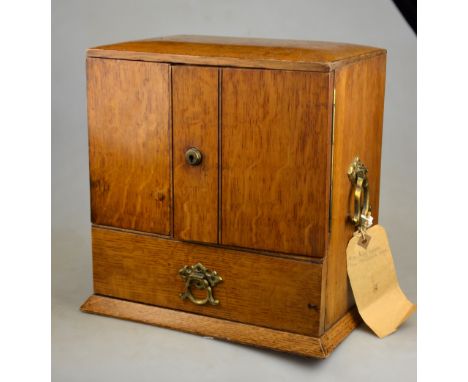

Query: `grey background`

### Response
(52, 0, 416, 381)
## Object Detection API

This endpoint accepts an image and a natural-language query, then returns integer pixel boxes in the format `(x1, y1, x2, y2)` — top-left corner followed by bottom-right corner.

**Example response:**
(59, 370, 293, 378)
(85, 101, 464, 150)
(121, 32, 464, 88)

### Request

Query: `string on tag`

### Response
(357, 213, 373, 248)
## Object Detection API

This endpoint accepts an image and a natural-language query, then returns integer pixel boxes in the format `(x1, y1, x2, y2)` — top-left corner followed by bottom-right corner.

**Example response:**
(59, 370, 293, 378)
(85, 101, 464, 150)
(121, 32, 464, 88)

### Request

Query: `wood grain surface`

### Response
(92, 226, 323, 336)
(87, 35, 386, 72)
(81, 295, 360, 358)
(324, 54, 386, 329)
(84, 43, 386, 355)
(221, 68, 332, 257)
(87, 58, 171, 235)
(172, 66, 219, 243)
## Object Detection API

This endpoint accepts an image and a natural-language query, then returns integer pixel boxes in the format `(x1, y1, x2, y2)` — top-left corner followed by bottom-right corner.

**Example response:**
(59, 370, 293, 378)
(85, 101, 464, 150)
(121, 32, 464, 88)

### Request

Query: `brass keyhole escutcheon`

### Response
(179, 263, 222, 306)
(185, 147, 202, 166)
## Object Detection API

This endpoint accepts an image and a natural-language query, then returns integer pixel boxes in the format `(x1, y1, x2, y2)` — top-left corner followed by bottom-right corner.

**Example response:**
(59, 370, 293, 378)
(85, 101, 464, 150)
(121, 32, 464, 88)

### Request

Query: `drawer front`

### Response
(92, 226, 324, 336)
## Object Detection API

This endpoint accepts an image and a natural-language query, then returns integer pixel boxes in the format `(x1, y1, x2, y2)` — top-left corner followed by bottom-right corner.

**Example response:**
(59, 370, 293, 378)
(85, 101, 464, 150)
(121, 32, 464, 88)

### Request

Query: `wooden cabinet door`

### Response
(221, 68, 332, 257)
(172, 66, 219, 243)
(87, 58, 171, 235)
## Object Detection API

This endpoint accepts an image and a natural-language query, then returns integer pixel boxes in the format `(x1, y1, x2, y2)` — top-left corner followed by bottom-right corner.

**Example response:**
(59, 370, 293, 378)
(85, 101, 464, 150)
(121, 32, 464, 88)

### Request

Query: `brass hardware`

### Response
(185, 147, 203, 166)
(347, 157, 372, 229)
(179, 263, 223, 306)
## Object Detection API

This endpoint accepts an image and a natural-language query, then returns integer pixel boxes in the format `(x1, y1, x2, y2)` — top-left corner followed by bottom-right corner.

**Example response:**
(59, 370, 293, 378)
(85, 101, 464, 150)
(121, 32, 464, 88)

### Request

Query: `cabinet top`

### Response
(87, 35, 386, 72)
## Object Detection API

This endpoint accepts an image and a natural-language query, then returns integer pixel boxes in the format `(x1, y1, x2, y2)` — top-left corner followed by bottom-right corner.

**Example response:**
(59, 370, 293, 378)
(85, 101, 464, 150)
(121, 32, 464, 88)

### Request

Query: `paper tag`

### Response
(346, 224, 416, 338)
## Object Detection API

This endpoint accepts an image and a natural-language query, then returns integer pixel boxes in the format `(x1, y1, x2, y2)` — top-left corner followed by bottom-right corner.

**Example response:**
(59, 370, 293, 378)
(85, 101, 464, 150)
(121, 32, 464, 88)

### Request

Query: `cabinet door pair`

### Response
(88, 59, 332, 257)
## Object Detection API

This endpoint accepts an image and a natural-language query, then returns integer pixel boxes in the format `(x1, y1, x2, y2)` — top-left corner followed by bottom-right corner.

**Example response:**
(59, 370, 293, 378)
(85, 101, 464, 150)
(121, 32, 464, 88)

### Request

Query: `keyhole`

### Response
(185, 148, 202, 166)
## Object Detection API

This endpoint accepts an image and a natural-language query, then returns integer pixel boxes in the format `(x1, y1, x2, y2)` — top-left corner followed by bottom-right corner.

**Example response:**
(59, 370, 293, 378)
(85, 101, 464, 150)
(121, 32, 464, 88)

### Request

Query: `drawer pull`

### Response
(179, 263, 223, 306)
(185, 147, 203, 166)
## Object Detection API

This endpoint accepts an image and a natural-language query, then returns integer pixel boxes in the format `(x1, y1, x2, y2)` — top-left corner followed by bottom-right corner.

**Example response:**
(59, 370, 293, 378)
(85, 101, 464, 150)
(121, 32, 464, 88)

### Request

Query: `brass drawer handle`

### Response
(347, 157, 372, 229)
(179, 262, 223, 305)
(185, 147, 203, 166)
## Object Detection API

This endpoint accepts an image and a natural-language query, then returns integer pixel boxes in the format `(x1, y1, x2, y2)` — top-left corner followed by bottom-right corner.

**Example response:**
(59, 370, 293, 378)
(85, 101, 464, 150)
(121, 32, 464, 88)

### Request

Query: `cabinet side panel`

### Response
(87, 58, 171, 235)
(172, 66, 219, 243)
(324, 54, 386, 329)
(221, 68, 332, 257)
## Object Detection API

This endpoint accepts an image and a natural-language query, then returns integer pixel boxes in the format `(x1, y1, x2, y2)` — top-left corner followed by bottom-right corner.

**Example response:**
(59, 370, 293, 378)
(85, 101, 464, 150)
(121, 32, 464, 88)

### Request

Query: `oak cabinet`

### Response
(82, 35, 386, 358)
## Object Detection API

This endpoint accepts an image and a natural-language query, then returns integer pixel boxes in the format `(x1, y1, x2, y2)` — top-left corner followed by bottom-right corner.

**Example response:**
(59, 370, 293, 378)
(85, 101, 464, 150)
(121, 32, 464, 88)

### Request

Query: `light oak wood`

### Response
(221, 68, 332, 257)
(87, 35, 386, 73)
(324, 54, 386, 330)
(172, 65, 219, 243)
(81, 295, 361, 358)
(92, 226, 323, 336)
(87, 58, 171, 235)
(84, 36, 387, 357)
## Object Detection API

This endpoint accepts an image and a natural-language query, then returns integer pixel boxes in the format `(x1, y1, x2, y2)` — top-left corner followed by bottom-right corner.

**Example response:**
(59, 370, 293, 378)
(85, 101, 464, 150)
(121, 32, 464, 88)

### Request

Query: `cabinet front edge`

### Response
(86, 49, 386, 72)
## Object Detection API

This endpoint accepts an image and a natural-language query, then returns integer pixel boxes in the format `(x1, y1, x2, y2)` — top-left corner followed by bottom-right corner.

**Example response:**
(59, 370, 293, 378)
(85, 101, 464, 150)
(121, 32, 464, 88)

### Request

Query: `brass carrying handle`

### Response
(179, 263, 222, 306)
(347, 157, 372, 229)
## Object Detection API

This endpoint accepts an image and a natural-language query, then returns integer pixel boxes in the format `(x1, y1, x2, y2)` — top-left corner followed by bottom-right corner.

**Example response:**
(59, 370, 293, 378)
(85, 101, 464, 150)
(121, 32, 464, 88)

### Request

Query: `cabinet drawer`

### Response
(92, 226, 324, 336)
